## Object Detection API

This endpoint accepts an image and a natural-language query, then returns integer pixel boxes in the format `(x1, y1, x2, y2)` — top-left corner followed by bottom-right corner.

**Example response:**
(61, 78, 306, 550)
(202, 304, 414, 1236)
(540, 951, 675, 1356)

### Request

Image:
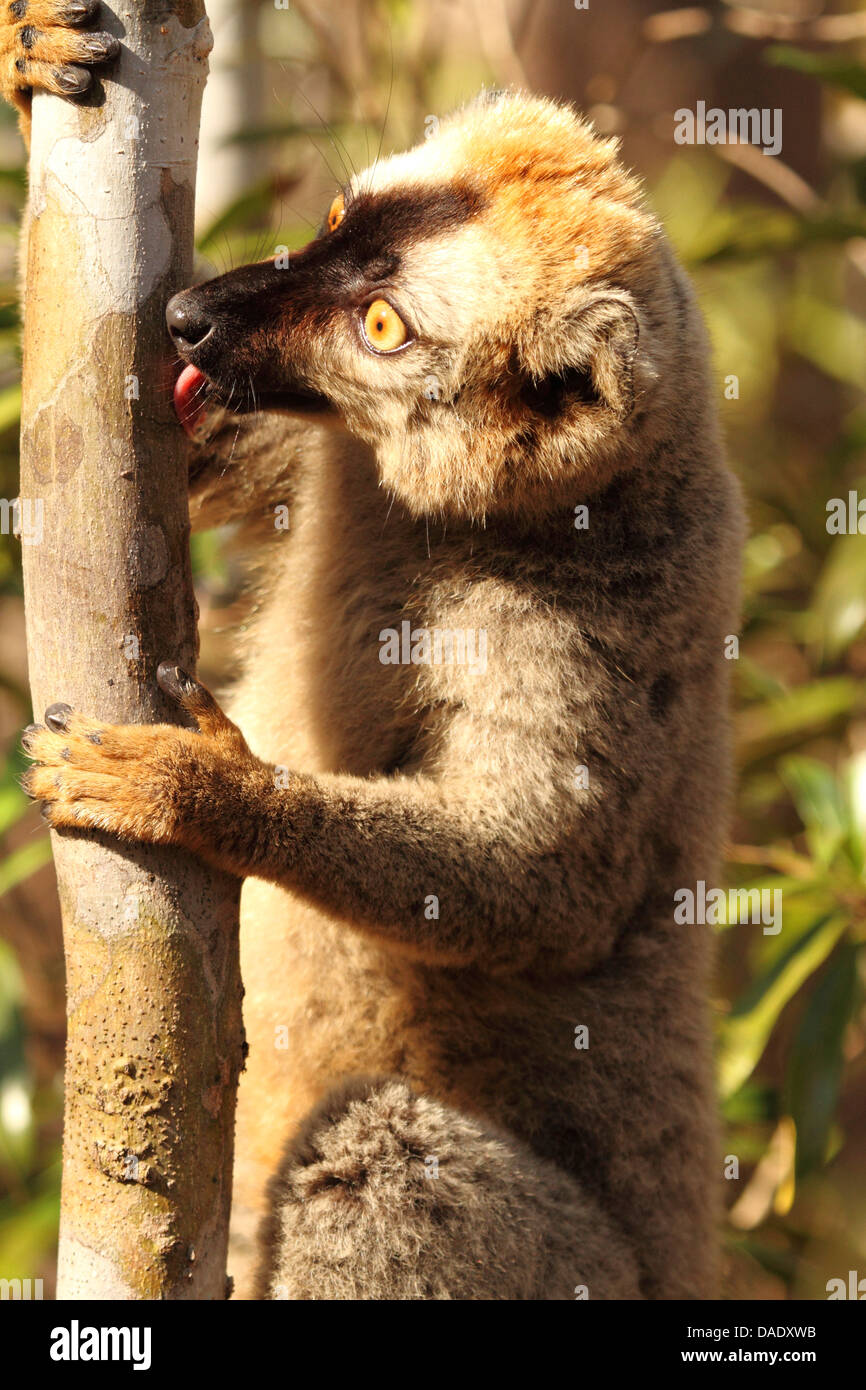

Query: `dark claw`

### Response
(60, 0, 101, 23)
(53, 65, 92, 95)
(82, 33, 120, 61)
(45, 702, 73, 732)
(39, 802, 54, 825)
(157, 661, 196, 700)
(21, 722, 42, 752)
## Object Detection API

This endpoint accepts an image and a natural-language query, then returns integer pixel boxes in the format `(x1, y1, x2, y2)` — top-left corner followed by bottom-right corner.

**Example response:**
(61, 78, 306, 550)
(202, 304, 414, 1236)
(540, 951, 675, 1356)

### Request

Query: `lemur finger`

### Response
(50, 2, 101, 25)
(20, 721, 43, 753)
(24, 707, 168, 771)
(15, 57, 93, 96)
(25, 761, 122, 807)
(23, 708, 115, 771)
(44, 701, 72, 731)
(19, 27, 119, 68)
(4, 2, 120, 105)
(10, 2, 99, 23)
(157, 662, 245, 744)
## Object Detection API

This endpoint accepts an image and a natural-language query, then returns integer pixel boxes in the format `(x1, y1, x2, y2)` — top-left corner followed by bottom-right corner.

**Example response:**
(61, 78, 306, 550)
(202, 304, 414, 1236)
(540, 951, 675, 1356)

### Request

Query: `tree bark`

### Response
(19, 2, 244, 1300)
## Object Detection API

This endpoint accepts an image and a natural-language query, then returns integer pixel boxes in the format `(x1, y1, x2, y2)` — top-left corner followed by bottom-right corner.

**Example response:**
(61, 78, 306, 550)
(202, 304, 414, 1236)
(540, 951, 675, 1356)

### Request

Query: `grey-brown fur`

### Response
(256, 1077, 642, 1300)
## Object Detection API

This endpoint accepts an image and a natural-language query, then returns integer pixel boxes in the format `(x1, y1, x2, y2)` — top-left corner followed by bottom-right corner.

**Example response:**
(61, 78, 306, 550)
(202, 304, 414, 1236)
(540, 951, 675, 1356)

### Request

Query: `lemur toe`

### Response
(44, 702, 73, 732)
(57, 1, 101, 24)
(157, 660, 245, 745)
(156, 662, 197, 702)
(46, 62, 92, 94)
(20, 722, 43, 752)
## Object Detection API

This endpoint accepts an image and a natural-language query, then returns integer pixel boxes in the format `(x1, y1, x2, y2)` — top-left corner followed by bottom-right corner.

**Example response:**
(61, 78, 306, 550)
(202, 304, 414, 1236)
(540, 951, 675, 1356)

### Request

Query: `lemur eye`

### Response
(327, 194, 345, 232)
(363, 299, 408, 353)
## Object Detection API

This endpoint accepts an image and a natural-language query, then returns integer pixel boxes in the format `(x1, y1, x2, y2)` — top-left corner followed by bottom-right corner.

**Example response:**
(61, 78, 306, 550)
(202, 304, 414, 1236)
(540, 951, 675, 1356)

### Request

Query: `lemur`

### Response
(7, 4, 744, 1299)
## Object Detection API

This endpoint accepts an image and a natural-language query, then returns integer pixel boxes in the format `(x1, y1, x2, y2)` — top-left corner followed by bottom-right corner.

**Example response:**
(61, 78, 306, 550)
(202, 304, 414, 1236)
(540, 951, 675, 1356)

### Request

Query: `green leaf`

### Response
(779, 755, 849, 870)
(191, 528, 230, 588)
(0, 742, 34, 838)
(687, 207, 866, 265)
(734, 653, 788, 701)
(722, 1079, 778, 1125)
(727, 1235, 797, 1284)
(196, 178, 313, 260)
(0, 1179, 60, 1277)
(0, 164, 26, 196)
(737, 677, 866, 761)
(0, 939, 31, 1174)
(0, 384, 21, 435)
(717, 912, 848, 1098)
(0, 839, 52, 899)
(0, 299, 20, 331)
(810, 528, 866, 661)
(196, 181, 281, 254)
(786, 295, 866, 391)
(767, 45, 866, 101)
(783, 944, 858, 1177)
(847, 749, 866, 877)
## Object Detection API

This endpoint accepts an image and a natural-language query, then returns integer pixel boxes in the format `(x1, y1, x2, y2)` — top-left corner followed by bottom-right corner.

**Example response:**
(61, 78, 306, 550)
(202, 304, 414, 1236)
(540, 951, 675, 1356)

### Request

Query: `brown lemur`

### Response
(9, 4, 744, 1299)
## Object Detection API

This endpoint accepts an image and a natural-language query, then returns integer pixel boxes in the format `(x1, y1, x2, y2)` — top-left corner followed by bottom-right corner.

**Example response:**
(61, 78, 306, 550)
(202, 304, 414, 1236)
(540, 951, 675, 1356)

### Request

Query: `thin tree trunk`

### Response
(19, 2, 244, 1300)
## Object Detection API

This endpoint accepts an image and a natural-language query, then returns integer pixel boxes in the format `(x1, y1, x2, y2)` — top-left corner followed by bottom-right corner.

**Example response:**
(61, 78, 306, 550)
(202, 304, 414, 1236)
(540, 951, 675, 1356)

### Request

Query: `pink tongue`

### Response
(173, 363, 209, 436)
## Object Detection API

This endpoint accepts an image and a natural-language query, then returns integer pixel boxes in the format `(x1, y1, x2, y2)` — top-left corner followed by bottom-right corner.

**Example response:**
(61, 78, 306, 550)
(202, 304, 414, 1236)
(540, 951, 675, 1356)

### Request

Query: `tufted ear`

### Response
(519, 289, 641, 424)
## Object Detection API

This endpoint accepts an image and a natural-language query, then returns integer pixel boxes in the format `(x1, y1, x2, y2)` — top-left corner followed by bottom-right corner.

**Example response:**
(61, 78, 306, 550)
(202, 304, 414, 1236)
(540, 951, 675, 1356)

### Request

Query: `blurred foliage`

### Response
(1, 0, 865, 1300)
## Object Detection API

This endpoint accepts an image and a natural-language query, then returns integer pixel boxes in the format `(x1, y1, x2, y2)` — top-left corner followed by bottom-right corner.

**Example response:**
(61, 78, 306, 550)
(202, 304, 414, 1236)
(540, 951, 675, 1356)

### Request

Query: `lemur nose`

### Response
(166, 294, 214, 350)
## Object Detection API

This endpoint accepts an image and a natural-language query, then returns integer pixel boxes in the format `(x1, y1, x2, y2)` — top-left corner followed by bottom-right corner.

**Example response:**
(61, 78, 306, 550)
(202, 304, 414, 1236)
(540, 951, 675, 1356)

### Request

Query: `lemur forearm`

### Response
(179, 763, 630, 972)
(25, 671, 643, 972)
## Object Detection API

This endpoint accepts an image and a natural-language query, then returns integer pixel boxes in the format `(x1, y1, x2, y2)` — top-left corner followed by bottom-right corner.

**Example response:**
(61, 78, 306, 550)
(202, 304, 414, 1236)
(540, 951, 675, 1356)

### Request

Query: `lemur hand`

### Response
(22, 664, 270, 859)
(1, 0, 119, 141)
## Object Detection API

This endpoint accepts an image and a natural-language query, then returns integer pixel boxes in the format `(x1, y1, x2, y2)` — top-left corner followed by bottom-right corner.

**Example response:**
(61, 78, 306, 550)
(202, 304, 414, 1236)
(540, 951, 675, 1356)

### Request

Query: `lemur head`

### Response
(169, 91, 685, 520)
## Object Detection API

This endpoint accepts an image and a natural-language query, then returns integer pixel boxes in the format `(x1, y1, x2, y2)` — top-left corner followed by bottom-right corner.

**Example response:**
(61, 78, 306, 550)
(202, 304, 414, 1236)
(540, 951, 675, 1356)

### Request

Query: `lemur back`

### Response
(6, 14, 744, 1299)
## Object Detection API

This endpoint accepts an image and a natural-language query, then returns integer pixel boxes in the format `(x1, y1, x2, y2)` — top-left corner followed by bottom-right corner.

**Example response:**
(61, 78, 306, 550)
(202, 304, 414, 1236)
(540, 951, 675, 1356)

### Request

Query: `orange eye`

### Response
(363, 299, 408, 353)
(327, 194, 345, 232)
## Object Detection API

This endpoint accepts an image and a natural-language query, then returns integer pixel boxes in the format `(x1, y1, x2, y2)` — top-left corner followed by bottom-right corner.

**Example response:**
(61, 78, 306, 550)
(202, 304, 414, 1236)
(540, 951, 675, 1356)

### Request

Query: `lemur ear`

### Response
(519, 290, 641, 424)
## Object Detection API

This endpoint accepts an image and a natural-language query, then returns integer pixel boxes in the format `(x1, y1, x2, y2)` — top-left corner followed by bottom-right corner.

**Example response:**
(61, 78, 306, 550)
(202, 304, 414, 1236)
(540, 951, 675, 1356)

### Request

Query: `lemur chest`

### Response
(231, 464, 498, 777)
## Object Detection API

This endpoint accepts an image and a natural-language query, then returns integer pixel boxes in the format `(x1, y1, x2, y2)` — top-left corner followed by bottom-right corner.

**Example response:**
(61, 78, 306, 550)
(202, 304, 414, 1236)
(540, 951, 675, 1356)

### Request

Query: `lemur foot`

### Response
(22, 664, 260, 850)
(0, 0, 119, 130)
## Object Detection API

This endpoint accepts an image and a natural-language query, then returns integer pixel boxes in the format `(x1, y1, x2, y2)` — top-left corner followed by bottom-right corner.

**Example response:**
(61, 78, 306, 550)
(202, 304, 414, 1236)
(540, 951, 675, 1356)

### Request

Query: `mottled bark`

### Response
(19, 2, 244, 1300)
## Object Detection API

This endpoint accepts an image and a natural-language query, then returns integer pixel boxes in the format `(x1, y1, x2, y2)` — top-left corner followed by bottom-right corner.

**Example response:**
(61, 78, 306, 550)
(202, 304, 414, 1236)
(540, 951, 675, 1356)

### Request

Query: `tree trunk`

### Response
(19, 2, 244, 1300)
